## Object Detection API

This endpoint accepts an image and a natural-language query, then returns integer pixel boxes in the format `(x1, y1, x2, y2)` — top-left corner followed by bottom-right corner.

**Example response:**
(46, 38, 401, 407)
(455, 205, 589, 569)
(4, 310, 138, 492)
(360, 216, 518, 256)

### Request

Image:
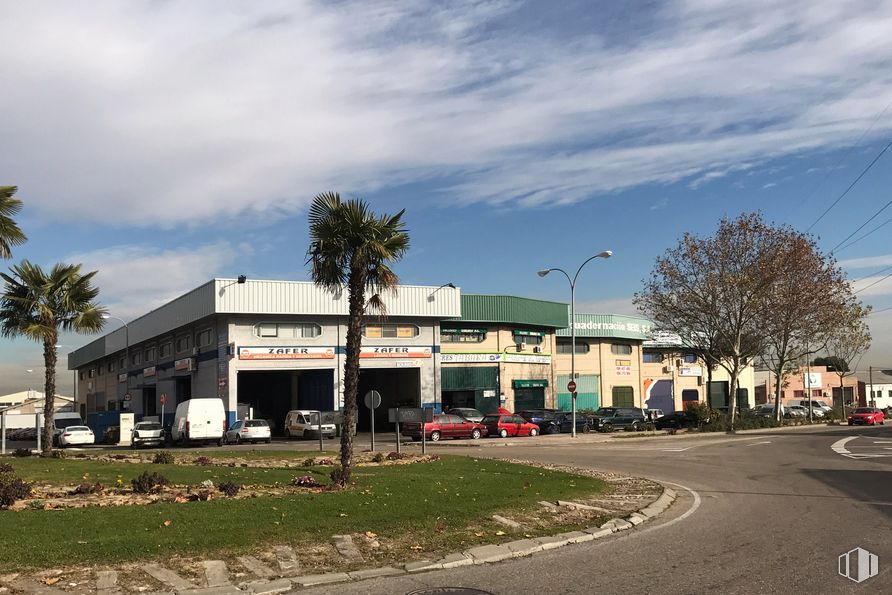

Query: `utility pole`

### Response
(869, 365, 874, 406)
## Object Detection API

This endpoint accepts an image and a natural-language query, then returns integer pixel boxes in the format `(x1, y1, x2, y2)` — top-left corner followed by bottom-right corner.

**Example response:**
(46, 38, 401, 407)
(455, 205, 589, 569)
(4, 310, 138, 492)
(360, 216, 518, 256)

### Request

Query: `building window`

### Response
(512, 331, 544, 345)
(441, 328, 486, 343)
(556, 341, 589, 354)
(97, 364, 103, 377)
(79, 371, 85, 381)
(812, 389, 822, 397)
(612, 386, 635, 407)
(88, 368, 96, 378)
(611, 344, 632, 356)
(362, 324, 419, 338)
(642, 350, 664, 363)
(176, 335, 191, 353)
(160, 342, 172, 358)
(119, 357, 125, 370)
(197, 328, 213, 347)
(144, 346, 156, 362)
(107, 361, 115, 373)
(793, 390, 804, 399)
(130, 352, 141, 366)
(682, 353, 698, 363)
(253, 322, 322, 339)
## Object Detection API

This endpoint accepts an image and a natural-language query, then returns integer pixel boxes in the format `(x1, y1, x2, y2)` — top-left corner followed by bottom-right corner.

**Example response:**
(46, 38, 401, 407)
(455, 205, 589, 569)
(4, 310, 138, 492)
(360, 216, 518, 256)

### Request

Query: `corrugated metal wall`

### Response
(459, 295, 568, 328)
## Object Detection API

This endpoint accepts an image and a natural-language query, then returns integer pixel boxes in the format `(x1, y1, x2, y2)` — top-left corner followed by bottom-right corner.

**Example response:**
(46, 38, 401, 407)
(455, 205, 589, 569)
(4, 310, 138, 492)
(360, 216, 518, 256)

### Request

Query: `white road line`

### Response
(635, 480, 702, 535)
(831, 436, 858, 456)
(873, 441, 892, 444)
(746, 441, 772, 446)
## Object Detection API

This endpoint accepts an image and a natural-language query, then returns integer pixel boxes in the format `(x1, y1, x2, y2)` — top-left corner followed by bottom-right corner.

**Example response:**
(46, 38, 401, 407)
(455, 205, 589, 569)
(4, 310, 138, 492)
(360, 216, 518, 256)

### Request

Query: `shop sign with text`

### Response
(238, 346, 335, 360)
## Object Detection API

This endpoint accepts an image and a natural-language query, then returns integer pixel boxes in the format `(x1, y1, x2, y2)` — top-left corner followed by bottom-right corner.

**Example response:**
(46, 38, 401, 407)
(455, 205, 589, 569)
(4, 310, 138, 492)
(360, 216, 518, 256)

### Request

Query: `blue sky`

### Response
(2, 0, 892, 395)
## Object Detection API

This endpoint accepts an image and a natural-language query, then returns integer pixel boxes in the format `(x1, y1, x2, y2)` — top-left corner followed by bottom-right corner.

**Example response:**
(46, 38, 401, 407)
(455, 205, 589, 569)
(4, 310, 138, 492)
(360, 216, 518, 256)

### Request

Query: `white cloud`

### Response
(2, 1, 892, 222)
(762, 182, 777, 190)
(839, 253, 892, 269)
(852, 274, 892, 297)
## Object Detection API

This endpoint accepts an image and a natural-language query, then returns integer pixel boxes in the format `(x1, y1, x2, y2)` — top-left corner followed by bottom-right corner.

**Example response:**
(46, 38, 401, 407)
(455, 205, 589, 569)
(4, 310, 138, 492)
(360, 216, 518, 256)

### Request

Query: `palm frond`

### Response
(0, 186, 27, 259)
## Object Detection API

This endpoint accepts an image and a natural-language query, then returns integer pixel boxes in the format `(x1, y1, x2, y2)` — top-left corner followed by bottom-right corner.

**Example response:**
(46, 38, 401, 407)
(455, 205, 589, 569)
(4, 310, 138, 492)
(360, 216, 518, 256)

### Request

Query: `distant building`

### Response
(0, 391, 74, 414)
(754, 366, 865, 408)
(856, 369, 892, 410)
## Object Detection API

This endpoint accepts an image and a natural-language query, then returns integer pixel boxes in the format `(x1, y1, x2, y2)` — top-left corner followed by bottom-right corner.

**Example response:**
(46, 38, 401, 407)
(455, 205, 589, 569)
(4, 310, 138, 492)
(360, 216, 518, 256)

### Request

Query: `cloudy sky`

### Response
(2, 0, 892, 395)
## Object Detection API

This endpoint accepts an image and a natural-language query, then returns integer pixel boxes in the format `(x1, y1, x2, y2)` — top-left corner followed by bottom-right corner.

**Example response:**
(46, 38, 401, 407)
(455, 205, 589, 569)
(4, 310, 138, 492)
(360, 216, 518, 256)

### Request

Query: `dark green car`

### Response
(592, 407, 647, 432)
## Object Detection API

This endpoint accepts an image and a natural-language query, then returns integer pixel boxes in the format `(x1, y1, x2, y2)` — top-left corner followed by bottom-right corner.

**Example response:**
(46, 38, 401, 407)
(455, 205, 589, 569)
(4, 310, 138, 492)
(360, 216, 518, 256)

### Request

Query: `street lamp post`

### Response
(102, 315, 130, 405)
(538, 250, 613, 438)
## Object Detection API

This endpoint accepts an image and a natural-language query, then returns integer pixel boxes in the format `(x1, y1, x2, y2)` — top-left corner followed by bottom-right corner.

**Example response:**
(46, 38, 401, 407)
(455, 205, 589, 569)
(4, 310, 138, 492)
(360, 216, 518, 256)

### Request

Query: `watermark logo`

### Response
(839, 547, 879, 584)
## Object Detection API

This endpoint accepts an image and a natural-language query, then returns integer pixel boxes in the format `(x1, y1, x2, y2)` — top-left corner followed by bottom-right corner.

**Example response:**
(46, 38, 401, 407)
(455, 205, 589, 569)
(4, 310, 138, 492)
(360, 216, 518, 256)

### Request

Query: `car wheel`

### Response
(631, 421, 642, 432)
(430, 431, 441, 442)
(529, 428, 538, 437)
(266, 438, 272, 443)
(284, 428, 292, 440)
(471, 428, 481, 440)
(582, 425, 591, 434)
(217, 438, 224, 447)
(499, 428, 508, 438)
(602, 422, 614, 433)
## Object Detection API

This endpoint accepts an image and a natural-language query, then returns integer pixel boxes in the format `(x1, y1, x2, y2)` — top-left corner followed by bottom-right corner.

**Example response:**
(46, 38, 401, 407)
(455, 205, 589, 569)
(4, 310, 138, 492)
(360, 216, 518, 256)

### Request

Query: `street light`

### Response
(538, 250, 613, 437)
(101, 314, 130, 400)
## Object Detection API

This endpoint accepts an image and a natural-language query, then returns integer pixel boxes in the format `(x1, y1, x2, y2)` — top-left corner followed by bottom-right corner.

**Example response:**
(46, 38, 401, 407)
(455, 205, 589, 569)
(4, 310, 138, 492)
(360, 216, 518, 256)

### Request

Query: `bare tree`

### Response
(636, 213, 788, 429)
(823, 303, 872, 416)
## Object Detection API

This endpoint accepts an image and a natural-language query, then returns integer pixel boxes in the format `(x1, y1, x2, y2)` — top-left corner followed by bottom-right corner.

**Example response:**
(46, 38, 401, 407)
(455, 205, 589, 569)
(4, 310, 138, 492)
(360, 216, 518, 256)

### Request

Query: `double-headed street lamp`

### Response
(101, 314, 130, 401)
(538, 250, 613, 438)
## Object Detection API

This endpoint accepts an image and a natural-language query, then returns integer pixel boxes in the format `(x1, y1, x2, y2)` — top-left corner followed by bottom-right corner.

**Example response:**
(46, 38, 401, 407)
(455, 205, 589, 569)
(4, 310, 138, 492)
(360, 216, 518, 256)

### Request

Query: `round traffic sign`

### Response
(567, 380, 577, 393)
(159, 393, 167, 405)
(364, 390, 382, 409)
(123, 393, 132, 401)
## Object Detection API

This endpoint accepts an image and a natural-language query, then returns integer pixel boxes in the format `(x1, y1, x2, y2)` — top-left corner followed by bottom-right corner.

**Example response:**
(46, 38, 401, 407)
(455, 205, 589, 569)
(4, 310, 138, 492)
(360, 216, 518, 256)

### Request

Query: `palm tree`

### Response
(0, 261, 106, 453)
(0, 186, 28, 259)
(306, 192, 409, 487)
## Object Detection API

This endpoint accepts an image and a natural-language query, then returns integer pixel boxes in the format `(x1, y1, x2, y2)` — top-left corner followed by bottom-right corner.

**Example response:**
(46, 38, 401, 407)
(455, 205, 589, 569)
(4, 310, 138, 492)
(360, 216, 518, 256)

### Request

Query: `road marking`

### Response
(746, 441, 772, 446)
(634, 480, 702, 536)
(873, 441, 892, 444)
(831, 436, 857, 456)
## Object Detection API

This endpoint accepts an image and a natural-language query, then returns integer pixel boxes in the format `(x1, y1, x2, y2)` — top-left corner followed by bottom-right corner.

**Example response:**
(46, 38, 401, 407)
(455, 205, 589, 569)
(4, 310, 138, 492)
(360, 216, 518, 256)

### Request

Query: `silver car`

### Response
(131, 421, 165, 448)
(224, 419, 272, 444)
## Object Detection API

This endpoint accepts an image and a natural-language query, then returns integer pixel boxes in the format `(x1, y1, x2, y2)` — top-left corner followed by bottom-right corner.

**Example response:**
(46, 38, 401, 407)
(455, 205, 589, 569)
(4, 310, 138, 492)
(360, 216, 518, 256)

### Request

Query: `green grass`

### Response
(0, 456, 606, 571)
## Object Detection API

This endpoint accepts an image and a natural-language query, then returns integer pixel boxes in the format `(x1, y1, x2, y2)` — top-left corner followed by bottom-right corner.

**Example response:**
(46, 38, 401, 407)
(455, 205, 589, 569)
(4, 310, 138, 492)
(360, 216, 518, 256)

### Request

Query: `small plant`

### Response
(192, 456, 213, 466)
(316, 457, 334, 466)
(152, 451, 175, 465)
(113, 454, 127, 460)
(372, 452, 386, 464)
(386, 451, 406, 461)
(328, 466, 345, 484)
(13, 448, 31, 458)
(50, 449, 66, 459)
(0, 472, 32, 507)
(71, 482, 104, 495)
(217, 481, 240, 497)
(131, 471, 169, 494)
(0, 463, 13, 473)
(302, 457, 316, 467)
(292, 475, 321, 488)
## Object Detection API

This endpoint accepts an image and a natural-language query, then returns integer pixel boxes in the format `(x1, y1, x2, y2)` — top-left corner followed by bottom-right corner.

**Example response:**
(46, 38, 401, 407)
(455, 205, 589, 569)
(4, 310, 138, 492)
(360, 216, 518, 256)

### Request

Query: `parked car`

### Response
(548, 411, 594, 434)
(58, 426, 95, 447)
(848, 407, 886, 426)
(481, 414, 540, 438)
(645, 408, 665, 420)
(52, 412, 85, 445)
(516, 409, 558, 431)
(446, 408, 485, 423)
(654, 411, 700, 430)
(793, 399, 833, 414)
(401, 414, 488, 441)
(752, 406, 781, 418)
(131, 421, 166, 448)
(224, 419, 272, 444)
(170, 398, 227, 446)
(284, 410, 336, 439)
(785, 405, 808, 418)
(591, 407, 647, 432)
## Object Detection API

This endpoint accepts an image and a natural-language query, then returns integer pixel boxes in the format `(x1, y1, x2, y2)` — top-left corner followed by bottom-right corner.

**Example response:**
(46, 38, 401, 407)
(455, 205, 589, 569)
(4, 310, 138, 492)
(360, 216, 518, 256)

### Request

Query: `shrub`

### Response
(192, 456, 213, 466)
(316, 458, 334, 466)
(386, 451, 406, 461)
(372, 452, 386, 463)
(217, 481, 240, 497)
(71, 482, 104, 495)
(131, 471, 169, 494)
(50, 449, 66, 459)
(152, 451, 175, 465)
(0, 463, 13, 473)
(302, 457, 316, 467)
(329, 466, 345, 484)
(292, 475, 321, 488)
(0, 472, 32, 507)
(13, 448, 31, 458)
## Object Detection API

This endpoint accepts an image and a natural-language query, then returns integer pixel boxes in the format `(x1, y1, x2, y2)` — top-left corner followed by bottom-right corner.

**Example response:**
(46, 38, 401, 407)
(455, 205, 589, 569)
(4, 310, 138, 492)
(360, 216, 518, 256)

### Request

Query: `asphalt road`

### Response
(297, 424, 892, 595)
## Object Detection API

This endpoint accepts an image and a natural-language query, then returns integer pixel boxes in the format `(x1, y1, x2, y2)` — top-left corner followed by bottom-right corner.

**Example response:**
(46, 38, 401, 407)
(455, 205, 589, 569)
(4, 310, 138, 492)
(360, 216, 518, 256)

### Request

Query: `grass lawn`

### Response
(0, 456, 607, 571)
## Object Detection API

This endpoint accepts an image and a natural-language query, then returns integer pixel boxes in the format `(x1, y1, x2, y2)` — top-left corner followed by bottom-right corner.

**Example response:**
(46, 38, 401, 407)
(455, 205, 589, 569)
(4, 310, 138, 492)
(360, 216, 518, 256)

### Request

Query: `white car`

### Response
(224, 419, 272, 444)
(131, 421, 166, 448)
(785, 405, 808, 418)
(58, 426, 95, 447)
(284, 410, 336, 439)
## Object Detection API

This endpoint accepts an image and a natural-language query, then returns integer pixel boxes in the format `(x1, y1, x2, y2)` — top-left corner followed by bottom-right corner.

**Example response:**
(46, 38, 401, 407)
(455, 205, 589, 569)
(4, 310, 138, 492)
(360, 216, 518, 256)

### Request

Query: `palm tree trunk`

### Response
(42, 331, 58, 454)
(337, 270, 366, 487)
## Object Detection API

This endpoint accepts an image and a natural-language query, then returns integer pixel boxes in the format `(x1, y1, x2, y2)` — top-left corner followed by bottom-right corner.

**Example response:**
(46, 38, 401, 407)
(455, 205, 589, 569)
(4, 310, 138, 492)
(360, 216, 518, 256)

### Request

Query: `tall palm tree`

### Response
(0, 186, 28, 259)
(306, 192, 409, 487)
(0, 261, 106, 453)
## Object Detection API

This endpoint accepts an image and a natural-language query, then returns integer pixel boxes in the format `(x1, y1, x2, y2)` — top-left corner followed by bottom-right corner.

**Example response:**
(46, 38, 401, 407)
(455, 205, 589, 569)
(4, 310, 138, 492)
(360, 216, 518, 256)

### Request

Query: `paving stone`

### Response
(437, 553, 474, 569)
(202, 561, 230, 587)
(143, 565, 195, 592)
(5, 579, 68, 595)
(273, 546, 301, 575)
(405, 560, 443, 573)
(465, 544, 514, 563)
(505, 538, 542, 557)
(236, 557, 276, 579)
(96, 570, 119, 593)
(292, 573, 351, 587)
(534, 535, 572, 550)
(584, 527, 615, 539)
(612, 519, 633, 531)
(556, 500, 610, 513)
(347, 567, 406, 580)
(664, 487, 677, 499)
(240, 579, 292, 594)
(491, 514, 522, 528)
(554, 531, 591, 544)
(332, 534, 363, 562)
(178, 587, 242, 595)
(640, 504, 665, 518)
(627, 513, 647, 526)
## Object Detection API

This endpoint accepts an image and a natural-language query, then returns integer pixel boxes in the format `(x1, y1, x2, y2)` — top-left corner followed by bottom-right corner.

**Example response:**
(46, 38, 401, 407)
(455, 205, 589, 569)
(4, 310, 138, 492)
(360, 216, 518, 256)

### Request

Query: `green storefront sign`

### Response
(441, 327, 488, 335)
(512, 379, 548, 389)
(512, 329, 545, 337)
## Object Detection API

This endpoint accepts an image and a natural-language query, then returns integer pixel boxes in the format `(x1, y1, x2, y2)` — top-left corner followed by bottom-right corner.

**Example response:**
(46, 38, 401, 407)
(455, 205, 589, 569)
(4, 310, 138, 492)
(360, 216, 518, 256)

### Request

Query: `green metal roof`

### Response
(454, 295, 569, 329)
(556, 313, 655, 340)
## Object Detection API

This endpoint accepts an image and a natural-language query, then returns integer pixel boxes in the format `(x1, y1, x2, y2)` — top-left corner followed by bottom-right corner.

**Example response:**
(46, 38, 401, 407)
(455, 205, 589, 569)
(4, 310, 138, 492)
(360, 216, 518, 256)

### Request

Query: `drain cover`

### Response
(408, 589, 495, 595)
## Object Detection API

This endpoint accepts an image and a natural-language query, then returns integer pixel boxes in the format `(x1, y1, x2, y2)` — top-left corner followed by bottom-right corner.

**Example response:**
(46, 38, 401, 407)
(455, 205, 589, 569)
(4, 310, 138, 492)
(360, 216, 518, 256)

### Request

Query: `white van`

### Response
(284, 410, 336, 439)
(170, 398, 226, 446)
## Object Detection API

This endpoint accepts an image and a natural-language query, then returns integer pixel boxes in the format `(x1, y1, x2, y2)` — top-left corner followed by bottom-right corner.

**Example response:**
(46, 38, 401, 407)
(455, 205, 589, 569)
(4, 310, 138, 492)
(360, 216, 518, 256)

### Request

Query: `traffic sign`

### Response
(123, 393, 132, 402)
(159, 393, 167, 405)
(567, 380, 577, 393)
(364, 390, 382, 409)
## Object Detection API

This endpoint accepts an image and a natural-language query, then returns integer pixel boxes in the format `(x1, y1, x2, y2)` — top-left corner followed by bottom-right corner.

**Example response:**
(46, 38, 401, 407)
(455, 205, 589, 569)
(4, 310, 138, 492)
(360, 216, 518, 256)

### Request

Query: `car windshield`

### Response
(245, 420, 269, 427)
(136, 423, 162, 430)
(853, 408, 874, 413)
(55, 418, 83, 429)
(595, 408, 616, 416)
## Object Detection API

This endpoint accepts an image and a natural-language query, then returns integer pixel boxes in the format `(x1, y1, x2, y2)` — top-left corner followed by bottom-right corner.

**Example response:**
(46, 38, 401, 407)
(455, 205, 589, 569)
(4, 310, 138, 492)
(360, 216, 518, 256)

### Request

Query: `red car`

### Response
(481, 414, 540, 438)
(848, 407, 886, 426)
(401, 414, 488, 441)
